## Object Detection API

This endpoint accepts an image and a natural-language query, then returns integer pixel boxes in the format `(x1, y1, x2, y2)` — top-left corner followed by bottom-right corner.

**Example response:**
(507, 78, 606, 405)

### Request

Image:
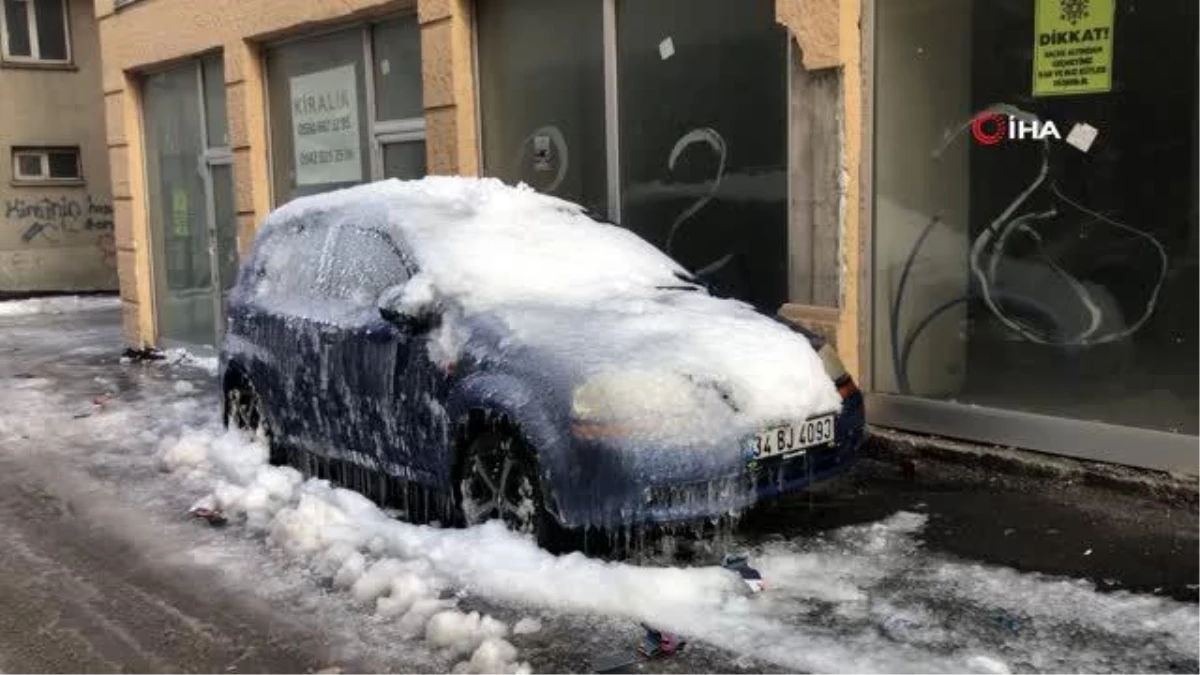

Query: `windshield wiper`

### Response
(655, 270, 708, 292)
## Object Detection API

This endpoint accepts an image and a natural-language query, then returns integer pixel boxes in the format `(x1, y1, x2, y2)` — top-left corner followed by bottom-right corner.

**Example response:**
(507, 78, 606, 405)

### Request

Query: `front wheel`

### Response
(224, 381, 282, 464)
(457, 430, 559, 548)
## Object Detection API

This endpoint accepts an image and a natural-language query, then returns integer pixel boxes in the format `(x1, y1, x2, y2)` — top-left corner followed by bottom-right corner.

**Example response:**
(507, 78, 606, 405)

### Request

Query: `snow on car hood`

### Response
(266, 177, 841, 438)
(468, 294, 842, 435)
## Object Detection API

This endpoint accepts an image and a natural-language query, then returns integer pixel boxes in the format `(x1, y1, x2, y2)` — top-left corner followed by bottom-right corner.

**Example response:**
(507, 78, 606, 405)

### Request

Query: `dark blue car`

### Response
(221, 178, 864, 549)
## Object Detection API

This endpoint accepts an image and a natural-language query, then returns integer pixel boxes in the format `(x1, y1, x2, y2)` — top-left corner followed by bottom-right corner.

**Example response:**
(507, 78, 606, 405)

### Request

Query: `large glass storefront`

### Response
(266, 17, 426, 206)
(478, 0, 789, 312)
(873, 0, 1197, 459)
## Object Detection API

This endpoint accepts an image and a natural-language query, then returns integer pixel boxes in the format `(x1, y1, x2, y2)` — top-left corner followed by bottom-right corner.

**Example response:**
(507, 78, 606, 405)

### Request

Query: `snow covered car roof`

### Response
(257, 177, 841, 439)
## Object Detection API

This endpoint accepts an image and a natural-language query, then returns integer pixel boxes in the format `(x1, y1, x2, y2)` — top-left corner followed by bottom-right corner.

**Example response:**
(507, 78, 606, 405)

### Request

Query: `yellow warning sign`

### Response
(1033, 0, 1115, 96)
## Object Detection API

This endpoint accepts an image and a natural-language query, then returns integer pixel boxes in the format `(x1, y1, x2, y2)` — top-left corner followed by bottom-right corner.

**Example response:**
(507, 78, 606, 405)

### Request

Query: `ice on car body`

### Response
(226, 176, 845, 527)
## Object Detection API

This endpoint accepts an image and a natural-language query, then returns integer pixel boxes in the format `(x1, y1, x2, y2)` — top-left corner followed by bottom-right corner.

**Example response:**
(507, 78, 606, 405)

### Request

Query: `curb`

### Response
(862, 425, 1198, 507)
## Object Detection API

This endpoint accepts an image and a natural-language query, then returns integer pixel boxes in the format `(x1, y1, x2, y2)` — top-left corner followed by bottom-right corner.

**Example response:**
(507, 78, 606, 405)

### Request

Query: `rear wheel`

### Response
(457, 429, 558, 548)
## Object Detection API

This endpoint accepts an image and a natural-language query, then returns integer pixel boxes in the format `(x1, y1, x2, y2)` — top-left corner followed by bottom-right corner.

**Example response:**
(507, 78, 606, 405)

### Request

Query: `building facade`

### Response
(1, 0, 114, 294)
(97, 0, 1197, 474)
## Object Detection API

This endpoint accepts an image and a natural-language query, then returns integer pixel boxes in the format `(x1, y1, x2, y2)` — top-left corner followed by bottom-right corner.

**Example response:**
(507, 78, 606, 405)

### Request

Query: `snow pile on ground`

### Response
(157, 425, 1060, 672)
(154, 422, 1200, 674)
(255, 177, 840, 439)
(161, 428, 530, 673)
(0, 294, 119, 317)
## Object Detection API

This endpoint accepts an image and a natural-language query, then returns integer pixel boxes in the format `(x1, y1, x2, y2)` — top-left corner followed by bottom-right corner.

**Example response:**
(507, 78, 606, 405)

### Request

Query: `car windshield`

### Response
(371, 177, 704, 312)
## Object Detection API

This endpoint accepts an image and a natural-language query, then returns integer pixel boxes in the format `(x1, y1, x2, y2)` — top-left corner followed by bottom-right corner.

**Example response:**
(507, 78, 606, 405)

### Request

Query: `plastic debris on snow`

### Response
(187, 494, 229, 526)
(632, 552, 764, 662)
(638, 622, 687, 659)
(252, 177, 842, 446)
(722, 552, 766, 594)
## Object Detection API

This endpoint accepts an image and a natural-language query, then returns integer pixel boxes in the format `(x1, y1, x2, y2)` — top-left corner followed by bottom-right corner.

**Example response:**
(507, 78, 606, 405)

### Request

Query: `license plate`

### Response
(754, 415, 835, 458)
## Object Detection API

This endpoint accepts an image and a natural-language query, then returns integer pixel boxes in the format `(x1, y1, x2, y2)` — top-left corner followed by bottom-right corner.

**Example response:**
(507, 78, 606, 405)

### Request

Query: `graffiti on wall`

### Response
(5, 195, 114, 244)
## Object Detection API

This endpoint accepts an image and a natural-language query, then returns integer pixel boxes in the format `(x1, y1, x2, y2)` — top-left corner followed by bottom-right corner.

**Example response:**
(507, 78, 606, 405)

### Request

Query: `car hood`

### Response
(453, 291, 841, 449)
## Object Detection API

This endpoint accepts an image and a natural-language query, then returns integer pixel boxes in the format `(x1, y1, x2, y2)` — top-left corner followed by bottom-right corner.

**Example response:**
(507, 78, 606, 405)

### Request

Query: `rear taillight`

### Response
(836, 375, 859, 399)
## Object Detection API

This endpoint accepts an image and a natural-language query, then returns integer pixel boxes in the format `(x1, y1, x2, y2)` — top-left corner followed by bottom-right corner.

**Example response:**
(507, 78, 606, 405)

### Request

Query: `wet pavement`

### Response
(745, 456, 1198, 603)
(1, 298, 1196, 673)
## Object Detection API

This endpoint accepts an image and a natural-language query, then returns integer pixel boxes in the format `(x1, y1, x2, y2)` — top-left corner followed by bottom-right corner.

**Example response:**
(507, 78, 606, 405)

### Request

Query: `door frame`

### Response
(142, 54, 235, 349)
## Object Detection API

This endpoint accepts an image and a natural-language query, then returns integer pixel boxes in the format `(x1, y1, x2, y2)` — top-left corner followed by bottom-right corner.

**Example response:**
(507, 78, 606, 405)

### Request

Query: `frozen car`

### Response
(221, 177, 865, 548)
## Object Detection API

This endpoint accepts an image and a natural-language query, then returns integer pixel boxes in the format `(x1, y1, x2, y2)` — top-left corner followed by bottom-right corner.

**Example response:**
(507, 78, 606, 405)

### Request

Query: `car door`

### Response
(234, 218, 336, 450)
(313, 222, 448, 484)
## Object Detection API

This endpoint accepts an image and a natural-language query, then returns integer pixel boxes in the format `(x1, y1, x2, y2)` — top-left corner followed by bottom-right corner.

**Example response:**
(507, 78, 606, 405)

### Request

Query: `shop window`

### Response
(11, 146, 80, 182)
(382, 140, 426, 180)
(1, 0, 69, 63)
(617, 0, 787, 312)
(202, 56, 229, 148)
(872, 0, 1198, 434)
(477, 0, 607, 217)
(477, 0, 788, 313)
(266, 18, 425, 207)
(372, 17, 423, 121)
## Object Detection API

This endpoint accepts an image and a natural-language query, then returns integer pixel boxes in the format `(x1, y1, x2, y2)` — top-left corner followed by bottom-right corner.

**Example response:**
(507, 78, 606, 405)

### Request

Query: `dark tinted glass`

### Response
(382, 141, 426, 180)
(477, 0, 608, 216)
(4, 0, 31, 57)
(33, 0, 67, 60)
(202, 55, 229, 147)
(47, 150, 78, 178)
(617, 0, 788, 312)
(372, 16, 423, 120)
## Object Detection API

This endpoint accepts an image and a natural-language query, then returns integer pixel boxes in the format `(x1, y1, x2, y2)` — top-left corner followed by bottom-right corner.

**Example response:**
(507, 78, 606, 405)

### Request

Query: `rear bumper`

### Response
(550, 391, 866, 529)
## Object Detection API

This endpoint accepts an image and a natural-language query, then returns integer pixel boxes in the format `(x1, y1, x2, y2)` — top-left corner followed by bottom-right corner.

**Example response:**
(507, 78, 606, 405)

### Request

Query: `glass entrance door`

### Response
(143, 55, 237, 348)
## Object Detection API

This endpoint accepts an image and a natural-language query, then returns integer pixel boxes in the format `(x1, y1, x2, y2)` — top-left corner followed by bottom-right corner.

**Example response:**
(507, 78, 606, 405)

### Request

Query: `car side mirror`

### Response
(378, 304, 440, 334)
(377, 282, 440, 334)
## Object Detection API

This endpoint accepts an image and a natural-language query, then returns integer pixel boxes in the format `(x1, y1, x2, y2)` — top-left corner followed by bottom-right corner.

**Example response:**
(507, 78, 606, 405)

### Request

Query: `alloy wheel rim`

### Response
(461, 446, 536, 534)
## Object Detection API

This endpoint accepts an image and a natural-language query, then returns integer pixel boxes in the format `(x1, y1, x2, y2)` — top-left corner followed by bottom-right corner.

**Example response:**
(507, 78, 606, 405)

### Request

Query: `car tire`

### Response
(224, 379, 283, 465)
(457, 427, 559, 549)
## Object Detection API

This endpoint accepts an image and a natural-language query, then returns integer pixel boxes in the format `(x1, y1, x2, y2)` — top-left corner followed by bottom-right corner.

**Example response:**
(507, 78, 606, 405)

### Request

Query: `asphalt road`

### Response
(0, 456, 344, 674)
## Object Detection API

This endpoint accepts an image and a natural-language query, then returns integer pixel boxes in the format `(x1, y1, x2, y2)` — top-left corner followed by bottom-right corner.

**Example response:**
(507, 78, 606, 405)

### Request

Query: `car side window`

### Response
(313, 225, 410, 308)
(248, 219, 330, 302)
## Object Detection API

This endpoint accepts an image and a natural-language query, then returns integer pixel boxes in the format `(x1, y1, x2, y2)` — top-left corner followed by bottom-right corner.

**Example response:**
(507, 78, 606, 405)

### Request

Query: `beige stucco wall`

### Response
(96, 0, 476, 347)
(0, 0, 115, 293)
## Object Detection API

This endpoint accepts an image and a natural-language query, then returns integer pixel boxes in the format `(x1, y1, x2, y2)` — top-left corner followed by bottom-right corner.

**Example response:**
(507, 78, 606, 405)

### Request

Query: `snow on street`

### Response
(1, 299, 1196, 673)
